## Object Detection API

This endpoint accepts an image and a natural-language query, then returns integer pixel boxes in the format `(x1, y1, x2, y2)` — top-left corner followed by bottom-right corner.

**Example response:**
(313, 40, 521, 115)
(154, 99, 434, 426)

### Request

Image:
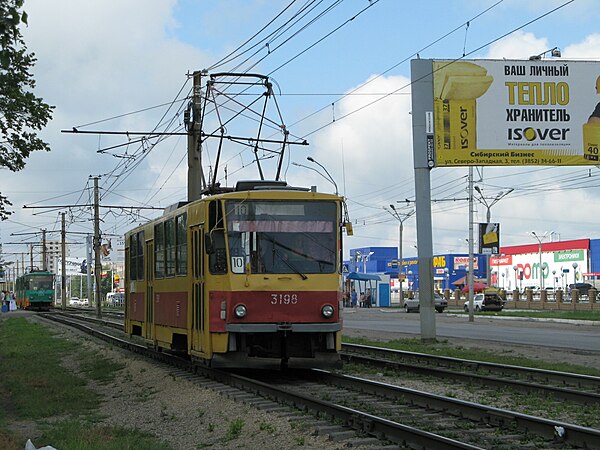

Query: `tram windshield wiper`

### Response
(262, 233, 307, 280)
(272, 246, 308, 280)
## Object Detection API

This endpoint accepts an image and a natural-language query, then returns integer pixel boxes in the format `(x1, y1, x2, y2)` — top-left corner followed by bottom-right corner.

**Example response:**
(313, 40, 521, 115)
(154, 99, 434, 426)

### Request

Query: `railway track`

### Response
(35, 312, 600, 449)
(341, 343, 600, 405)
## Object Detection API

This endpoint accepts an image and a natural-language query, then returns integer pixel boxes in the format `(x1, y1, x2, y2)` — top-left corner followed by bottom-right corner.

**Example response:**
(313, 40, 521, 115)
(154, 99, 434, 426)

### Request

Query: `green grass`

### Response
(342, 336, 600, 376)
(0, 317, 174, 450)
(0, 318, 98, 420)
(79, 350, 126, 384)
(224, 418, 244, 442)
(38, 420, 173, 450)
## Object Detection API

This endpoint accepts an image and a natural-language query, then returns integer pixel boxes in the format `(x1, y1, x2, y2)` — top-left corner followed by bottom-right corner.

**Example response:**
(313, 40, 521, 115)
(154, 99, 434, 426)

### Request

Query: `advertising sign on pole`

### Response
(478, 223, 500, 254)
(428, 59, 600, 166)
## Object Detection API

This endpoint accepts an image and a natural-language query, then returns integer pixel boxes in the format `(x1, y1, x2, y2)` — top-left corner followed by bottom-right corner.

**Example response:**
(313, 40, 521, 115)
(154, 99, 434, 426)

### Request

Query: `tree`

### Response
(0, 0, 54, 219)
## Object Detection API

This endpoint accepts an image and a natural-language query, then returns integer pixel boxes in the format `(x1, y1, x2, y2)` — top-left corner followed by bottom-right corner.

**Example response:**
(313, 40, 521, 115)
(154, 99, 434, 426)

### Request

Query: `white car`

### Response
(404, 293, 448, 313)
(463, 292, 504, 312)
(69, 297, 82, 306)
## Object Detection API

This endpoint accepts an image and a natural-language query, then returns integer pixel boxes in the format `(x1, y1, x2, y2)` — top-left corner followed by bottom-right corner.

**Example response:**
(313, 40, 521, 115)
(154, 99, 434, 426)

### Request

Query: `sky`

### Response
(1, 0, 600, 266)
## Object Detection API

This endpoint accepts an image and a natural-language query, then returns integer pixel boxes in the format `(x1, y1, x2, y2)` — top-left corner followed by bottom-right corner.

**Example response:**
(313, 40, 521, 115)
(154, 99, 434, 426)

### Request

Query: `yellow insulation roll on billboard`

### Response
(434, 61, 493, 153)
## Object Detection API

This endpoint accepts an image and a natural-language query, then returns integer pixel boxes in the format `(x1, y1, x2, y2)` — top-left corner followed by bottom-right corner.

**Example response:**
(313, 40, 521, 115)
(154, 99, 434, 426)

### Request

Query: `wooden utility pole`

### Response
(93, 177, 102, 318)
(187, 70, 206, 201)
(61, 213, 66, 310)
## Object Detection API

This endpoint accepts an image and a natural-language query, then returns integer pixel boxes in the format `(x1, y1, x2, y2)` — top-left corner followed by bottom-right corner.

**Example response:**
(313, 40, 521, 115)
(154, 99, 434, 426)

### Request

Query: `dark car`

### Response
(569, 283, 594, 296)
(464, 291, 503, 312)
(404, 292, 448, 313)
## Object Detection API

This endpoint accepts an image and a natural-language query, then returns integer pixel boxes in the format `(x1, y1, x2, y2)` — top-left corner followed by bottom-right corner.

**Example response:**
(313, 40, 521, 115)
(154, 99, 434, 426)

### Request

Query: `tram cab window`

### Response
(207, 200, 227, 274)
(225, 200, 337, 275)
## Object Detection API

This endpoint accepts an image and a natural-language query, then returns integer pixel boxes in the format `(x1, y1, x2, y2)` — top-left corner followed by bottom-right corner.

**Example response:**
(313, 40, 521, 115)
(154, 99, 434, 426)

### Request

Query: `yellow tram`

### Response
(124, 180, 345, 369)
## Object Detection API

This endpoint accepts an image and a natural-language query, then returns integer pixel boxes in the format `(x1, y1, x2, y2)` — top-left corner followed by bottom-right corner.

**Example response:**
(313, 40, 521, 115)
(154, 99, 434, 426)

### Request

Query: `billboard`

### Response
(56, 257, 86, 276)
(492, 249, 587, 290)
(431, 59, 600, 166)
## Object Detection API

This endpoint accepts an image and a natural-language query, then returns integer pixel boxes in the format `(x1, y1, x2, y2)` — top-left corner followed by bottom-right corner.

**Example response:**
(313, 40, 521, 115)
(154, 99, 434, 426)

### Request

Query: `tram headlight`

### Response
(321, 304, 334, 318)
(234, 304, 247, 318)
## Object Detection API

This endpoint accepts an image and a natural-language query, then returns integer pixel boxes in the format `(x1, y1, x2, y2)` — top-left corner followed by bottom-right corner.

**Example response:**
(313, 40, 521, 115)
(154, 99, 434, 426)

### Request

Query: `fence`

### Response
(443, 288, 600, 311)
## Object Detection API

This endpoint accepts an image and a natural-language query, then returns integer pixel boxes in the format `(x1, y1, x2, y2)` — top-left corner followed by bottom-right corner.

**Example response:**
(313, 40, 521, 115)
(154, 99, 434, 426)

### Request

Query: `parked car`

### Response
(69, 297, 82, 306)
(404, 292, 448, 313)
(463, 292, 503, 312)
(569, 283, 594, 296)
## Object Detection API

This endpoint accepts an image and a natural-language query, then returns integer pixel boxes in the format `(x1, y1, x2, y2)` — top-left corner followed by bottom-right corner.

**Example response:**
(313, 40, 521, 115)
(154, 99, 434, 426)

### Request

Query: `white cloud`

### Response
(486, 31, 549, 60)
(3, 1, 600, 265)
(564, 34, 600, 60)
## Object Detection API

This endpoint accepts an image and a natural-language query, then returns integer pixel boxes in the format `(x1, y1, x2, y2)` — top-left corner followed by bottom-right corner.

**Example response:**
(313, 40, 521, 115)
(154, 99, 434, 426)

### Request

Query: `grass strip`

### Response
(0, 317, 173, 450)
(343, 336, 600, 376)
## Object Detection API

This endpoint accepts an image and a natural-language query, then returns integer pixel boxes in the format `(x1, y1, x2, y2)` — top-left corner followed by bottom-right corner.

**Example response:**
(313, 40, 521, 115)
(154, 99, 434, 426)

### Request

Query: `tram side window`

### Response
(129, 231, 144, 281)
(207, 200, 227, 274)
(165, 218, 176, 277)
(176, 213, 187, 275)
(155, 223, 165, 278)
(136, 230, 144, 280)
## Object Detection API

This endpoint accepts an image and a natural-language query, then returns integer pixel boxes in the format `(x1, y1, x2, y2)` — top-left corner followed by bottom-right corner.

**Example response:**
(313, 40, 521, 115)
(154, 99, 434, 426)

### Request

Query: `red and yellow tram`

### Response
(124, 181, 346, 368)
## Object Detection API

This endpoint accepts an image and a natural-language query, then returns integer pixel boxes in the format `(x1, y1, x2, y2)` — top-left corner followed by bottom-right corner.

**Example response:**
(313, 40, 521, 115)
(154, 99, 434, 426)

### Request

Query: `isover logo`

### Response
(507, 127, 570, 141)
(460, 107, 469, 149)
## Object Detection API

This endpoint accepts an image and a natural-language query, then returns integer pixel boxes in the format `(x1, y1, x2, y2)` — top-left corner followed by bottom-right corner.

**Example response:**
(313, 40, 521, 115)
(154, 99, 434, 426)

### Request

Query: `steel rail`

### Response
(343, 343, 600, 390)
(341, 351, 600, 405)
(38, 313, 479, 449)
(309, 369, 600, 449)
(38, 314, 600, 449)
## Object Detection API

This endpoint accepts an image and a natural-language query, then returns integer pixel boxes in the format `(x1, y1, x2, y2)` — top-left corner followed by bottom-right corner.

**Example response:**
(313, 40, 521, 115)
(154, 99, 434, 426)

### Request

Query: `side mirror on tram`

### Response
(344, 222, 353, 236)
(205, 234, 214, 254)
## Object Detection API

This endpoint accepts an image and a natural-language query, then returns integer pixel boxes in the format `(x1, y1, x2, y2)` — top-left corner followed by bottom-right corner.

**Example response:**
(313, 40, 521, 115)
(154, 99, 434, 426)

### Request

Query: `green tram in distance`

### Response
(15, 270, 55, 310)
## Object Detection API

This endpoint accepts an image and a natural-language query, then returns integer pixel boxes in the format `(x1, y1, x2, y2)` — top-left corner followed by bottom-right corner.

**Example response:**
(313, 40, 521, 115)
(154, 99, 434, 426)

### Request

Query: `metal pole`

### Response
(61, 213, 67, 310)
(41, 229, 47, 271)
(468, 167, 474, 322)
(539, 242, 543, 289)
(86, 234, 93, 306)
(399, 221, 404, 306)
(411, 59, 436, 341)
(93, 177, 102, 319)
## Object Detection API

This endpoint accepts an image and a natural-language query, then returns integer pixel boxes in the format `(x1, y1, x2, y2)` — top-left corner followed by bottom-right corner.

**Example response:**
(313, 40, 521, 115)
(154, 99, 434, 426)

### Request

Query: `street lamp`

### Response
(530, 231, 550, 289)
(501, 272, 505, 289)
(408, 270, 413, 292)
(306, 157, 338, 195)
(292, 160, 337, 194)
(385, 205, 415, 306)
(513, 265, 518, 291)
(474, 186, 513, 286)
(552, 269, 556, 293)
(444, 267, 449, 291)
(354, 250, 361, 272)
(363, 251, 374, 273)
(572, 262, 578, 286)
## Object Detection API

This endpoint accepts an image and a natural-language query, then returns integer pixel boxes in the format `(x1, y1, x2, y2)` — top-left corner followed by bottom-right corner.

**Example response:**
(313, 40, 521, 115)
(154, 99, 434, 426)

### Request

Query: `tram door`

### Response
(145, 240, 154, 340)
(191, 226, 206, 355)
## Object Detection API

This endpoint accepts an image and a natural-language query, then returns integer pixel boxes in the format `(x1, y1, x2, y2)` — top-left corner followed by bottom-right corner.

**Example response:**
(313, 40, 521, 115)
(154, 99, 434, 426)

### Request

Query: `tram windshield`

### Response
(225, 200, 337, 275)
(28, 275, 53, 290)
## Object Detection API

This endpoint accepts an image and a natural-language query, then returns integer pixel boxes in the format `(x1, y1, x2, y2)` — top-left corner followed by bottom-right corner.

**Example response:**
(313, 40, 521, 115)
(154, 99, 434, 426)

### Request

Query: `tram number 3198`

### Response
(271, 293, 298, 305)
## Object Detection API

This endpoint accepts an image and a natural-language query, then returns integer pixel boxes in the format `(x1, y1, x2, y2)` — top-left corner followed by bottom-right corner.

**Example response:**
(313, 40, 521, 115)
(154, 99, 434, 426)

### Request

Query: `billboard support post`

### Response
(411, 59, 436, 342)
